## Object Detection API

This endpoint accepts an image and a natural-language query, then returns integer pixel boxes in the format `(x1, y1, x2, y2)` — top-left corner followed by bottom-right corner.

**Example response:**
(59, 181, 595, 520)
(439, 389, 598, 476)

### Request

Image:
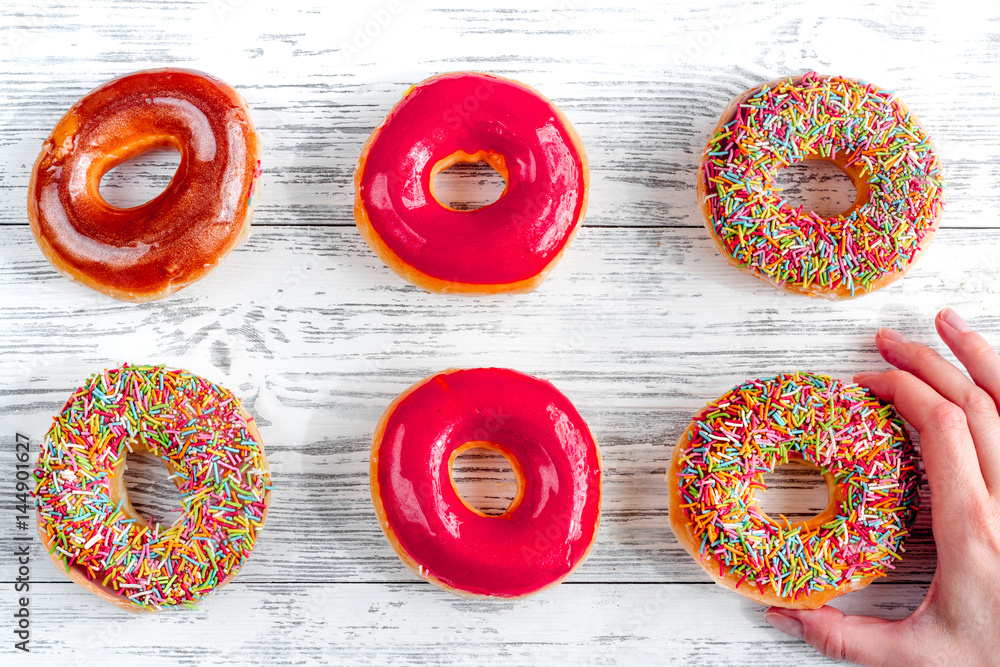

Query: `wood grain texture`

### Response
(3, 0, 1000, 664)
(1, 1, 998, 228)
(0, 582, 925, 666)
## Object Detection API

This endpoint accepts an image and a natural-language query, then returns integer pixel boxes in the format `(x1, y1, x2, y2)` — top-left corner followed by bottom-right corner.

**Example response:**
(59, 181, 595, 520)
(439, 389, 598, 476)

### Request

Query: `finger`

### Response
(935, 309, 1000, 491)
(874, 326, 1000, 491)
(765, 606, 923, 666)
(857, 369, 987, 513)
(936, 308, 1000, 403)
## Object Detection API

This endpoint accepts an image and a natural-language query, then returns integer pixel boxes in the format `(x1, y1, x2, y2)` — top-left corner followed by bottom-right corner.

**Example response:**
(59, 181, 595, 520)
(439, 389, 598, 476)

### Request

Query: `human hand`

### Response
(764, 308, 1000, 666)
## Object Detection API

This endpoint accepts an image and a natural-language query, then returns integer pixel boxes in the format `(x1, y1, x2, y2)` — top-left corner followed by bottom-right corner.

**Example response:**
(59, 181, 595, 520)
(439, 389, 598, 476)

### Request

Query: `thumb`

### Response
(765, 605, 913, 666)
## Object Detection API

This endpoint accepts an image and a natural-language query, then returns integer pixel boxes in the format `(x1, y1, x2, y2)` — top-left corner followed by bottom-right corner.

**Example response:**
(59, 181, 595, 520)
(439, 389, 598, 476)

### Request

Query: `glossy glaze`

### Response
(371, 368, 602, 598)
(355, 72, 588, 289)
(27, 68, 260, 301)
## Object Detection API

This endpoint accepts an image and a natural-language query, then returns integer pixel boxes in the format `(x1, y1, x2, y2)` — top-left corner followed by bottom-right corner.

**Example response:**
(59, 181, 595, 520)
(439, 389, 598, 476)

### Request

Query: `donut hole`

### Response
(432, 157, 507, 211)
(450, 444, 520, 516)
(122, 450, 183, 528)
(774, 159, 858, 218)
(99, 147, 181, 209)
(754, 460, 832, 526)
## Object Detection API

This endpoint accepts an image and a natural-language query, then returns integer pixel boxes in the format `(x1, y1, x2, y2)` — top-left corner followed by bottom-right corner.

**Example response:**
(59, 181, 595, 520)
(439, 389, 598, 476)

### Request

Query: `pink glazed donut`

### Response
(370, 368, 602, 597)
(354, 71, 589, 294)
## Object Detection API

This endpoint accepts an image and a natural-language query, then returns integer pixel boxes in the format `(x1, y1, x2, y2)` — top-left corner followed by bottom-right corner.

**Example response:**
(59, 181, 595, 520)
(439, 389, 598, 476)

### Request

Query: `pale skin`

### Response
(764, 308, 1000, 666)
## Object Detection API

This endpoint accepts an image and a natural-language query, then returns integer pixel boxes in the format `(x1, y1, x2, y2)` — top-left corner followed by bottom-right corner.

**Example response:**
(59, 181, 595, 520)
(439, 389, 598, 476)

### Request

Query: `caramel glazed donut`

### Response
(33, 364, 272, 612)
(668, 372, 921, 609)
(355, 71, 589, 294)
(370, 368, 602, 598)
(698, 72, 944, 299)
(28, 68, 262, 302)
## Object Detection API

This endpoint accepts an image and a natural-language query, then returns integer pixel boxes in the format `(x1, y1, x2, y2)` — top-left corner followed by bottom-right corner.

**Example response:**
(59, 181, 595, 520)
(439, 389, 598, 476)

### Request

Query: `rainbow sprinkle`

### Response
(33, 364, 272, 611)
(674, 372, 921, 600)
(700, 72, 944, 297)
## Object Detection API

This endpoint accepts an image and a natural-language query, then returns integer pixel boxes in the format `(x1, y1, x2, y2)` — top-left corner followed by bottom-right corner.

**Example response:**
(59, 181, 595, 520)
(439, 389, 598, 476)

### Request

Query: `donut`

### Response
(28, 68, 261, 302)
(354, 72, 589, 294)
(370, 368, 602, 597)
(668, 372, 921, 609)
(698, 72, 944, 299)
(32, 364, 272, 612)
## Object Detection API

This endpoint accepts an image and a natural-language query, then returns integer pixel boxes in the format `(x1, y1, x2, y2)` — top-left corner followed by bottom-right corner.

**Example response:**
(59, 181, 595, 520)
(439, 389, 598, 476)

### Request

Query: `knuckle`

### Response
(968, 338, 997, 363)
(817, 629, 849, 661)
(971, 501, 1000, 553)
(928, 402, 968, 432)
(881, 369, 911, 385)
(913, 345, 941, 365)
(960, 386, 997, 416)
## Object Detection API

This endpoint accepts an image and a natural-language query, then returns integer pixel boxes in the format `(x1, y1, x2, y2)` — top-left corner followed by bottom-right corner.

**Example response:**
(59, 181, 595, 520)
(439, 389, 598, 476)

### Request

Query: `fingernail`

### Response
(853, 371, 878, 382)
(940, 308, 972, 333)
(765, 610, 804, 639)
(877, 327, 909, 344)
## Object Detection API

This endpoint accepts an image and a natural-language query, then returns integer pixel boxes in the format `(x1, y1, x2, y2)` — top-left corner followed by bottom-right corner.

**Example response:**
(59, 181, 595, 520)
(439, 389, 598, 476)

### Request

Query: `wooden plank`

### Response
(12, 581, 922, 665)
(0, 1, 997, 228)
(2, 226, 998, 403)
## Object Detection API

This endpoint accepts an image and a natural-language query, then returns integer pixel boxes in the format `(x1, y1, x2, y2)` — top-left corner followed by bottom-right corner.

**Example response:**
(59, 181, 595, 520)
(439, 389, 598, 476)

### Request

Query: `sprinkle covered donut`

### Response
(354, 72, 589, 294)
(698, 72, 944, 299)
(668, 372, 921, 609)
(370, 368, 602, 597)
(33, 364, 272, 612)
(28, 69, 262, 302)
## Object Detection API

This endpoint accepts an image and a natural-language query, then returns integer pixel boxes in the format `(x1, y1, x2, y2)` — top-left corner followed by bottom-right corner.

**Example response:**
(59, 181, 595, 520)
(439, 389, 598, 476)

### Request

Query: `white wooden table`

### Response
(2, 1, 999, 664)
